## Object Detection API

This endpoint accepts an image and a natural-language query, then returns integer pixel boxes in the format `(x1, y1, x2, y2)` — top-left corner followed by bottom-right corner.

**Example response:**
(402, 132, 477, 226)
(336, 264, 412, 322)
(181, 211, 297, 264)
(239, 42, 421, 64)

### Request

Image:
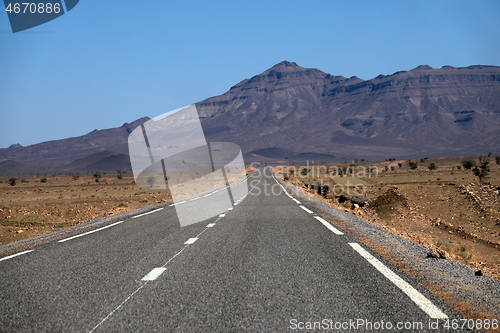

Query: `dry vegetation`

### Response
(275, 155, 500, 279)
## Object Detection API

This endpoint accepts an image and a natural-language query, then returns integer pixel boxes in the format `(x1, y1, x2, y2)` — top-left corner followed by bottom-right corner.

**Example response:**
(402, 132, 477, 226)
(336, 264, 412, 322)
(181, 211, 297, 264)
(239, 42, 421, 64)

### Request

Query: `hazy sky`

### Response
(1, 0, 499, 148)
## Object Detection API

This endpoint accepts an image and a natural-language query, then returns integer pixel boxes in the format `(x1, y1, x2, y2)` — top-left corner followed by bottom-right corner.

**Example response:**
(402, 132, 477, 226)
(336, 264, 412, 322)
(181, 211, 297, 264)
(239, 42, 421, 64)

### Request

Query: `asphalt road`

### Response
(1, 167, 465, 332)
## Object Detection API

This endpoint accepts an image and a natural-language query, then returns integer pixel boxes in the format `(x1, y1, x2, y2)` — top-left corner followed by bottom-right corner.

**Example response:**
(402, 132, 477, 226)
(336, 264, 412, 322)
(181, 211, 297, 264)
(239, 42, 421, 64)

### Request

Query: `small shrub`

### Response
(436, 240, 451, 251)
(8, 178, 17, 186)
(72, 175, 80, 180)
(300, 168, 310, 176)
(409, 161, 418, 170)
(116, 170, 123, 180)
(428, 163, 437, 170)
(391, 166, 395, 171)
(118, 202, 128, 207)
(384, 166, 388, 171)
(40, 177, 47, 183)
(457, 166, 462, 170)
(147, 176, 156, 188)
(93, 173, 102, 183)
(472, 161, 489, 183)
(457, 244, 473, 260)
(461, 159, 475, 170)
(398, 163, 402, 168)
(420, 158, 424, 163)
(496, 156, 500, 165)
(139, 198, 149, 203)
(21, 179, 29, 183)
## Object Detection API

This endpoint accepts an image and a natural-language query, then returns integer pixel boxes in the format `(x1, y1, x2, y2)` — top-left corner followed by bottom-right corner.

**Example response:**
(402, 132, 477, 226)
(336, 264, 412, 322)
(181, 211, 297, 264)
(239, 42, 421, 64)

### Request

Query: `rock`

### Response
(474, 270, 483, 276)
(16, 230, 24, 233)
(427, 249, 447, 259)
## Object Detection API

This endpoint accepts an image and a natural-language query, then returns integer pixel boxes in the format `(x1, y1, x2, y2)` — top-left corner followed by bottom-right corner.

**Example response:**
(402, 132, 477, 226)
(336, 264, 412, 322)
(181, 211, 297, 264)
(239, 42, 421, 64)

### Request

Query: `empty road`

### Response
(1, 168, 462, 332)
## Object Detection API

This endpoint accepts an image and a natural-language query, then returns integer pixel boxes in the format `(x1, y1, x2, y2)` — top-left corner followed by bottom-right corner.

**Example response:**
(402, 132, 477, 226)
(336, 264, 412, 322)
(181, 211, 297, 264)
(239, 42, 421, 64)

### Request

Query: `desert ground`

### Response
(0, 168, 256, 246)
(275, 155, 500, 280)
(0, 172, 172, 245)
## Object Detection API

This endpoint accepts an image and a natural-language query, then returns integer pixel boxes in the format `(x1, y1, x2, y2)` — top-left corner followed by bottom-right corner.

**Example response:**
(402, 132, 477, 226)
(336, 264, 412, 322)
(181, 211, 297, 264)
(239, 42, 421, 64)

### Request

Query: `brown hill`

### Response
(59, 151, 132, 174)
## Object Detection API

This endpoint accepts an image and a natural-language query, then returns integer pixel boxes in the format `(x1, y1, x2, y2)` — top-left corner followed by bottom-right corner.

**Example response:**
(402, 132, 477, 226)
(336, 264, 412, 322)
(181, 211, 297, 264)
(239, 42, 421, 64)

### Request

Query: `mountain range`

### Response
(1, 61, 499, 177)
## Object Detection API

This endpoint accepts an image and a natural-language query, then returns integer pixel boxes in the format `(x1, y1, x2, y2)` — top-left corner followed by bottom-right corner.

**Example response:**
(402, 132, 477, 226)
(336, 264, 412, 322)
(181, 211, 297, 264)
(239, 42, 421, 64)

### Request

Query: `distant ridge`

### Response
(0, 117, 149, 176)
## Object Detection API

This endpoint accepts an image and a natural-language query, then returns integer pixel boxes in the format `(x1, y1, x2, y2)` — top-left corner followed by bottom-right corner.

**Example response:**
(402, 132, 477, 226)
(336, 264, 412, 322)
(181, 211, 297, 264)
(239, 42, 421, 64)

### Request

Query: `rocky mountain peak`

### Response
(412, 64, 434, 70)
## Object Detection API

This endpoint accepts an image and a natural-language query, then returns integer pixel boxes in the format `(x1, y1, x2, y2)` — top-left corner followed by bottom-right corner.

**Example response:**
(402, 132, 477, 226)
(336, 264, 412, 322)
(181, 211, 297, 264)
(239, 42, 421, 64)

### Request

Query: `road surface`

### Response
(1, 167, 462, 332)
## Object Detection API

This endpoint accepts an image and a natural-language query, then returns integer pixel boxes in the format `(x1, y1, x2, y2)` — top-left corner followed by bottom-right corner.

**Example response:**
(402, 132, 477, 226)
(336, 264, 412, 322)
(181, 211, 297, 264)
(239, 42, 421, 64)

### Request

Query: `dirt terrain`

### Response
(0, 168, 256, 246)
(0, 173, 172, 245)
(275, 156, 500, 280)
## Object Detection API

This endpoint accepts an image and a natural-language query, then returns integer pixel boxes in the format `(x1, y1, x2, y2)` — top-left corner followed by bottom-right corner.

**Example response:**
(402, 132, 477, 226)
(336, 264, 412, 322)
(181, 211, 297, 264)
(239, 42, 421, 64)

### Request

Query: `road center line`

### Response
(141, 267, 167, 281)
(348, 243, 448, 319)
(184, 237, 198, 244)
(169, 201, 186, 206)
(299, 205, 313, 214)
(132, 208, 163, 219)
(206, 223, 215, 227)
(89, 245, 191, 332)
(314, 216, 344, 235)
(0, 249, 34, 262)
(191, 197, 201, 201)
(58, 221, 123, 243)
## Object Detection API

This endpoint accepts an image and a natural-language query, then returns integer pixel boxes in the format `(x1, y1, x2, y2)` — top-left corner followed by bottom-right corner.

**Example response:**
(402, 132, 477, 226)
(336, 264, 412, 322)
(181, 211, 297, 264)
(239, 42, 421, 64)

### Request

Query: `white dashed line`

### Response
(132, 208, 163, 218)
(58, 221, 124, 243)
(314, 216, 344, 235)
(219, 214, 225, 217)
(169, 201, 186, 206)
(227, 208, 233, 211)
(299, 205, 313, 214)
(0, 249, 34, 262)
(204, 193, 213, 197)
(141, 267, 167, 281)
(292, 198, 301, 204)
(191, 197, 200, 201)
(348, 243, 448, 319)
(206, 223, 215, 228)
(184, 237, 198, 245)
